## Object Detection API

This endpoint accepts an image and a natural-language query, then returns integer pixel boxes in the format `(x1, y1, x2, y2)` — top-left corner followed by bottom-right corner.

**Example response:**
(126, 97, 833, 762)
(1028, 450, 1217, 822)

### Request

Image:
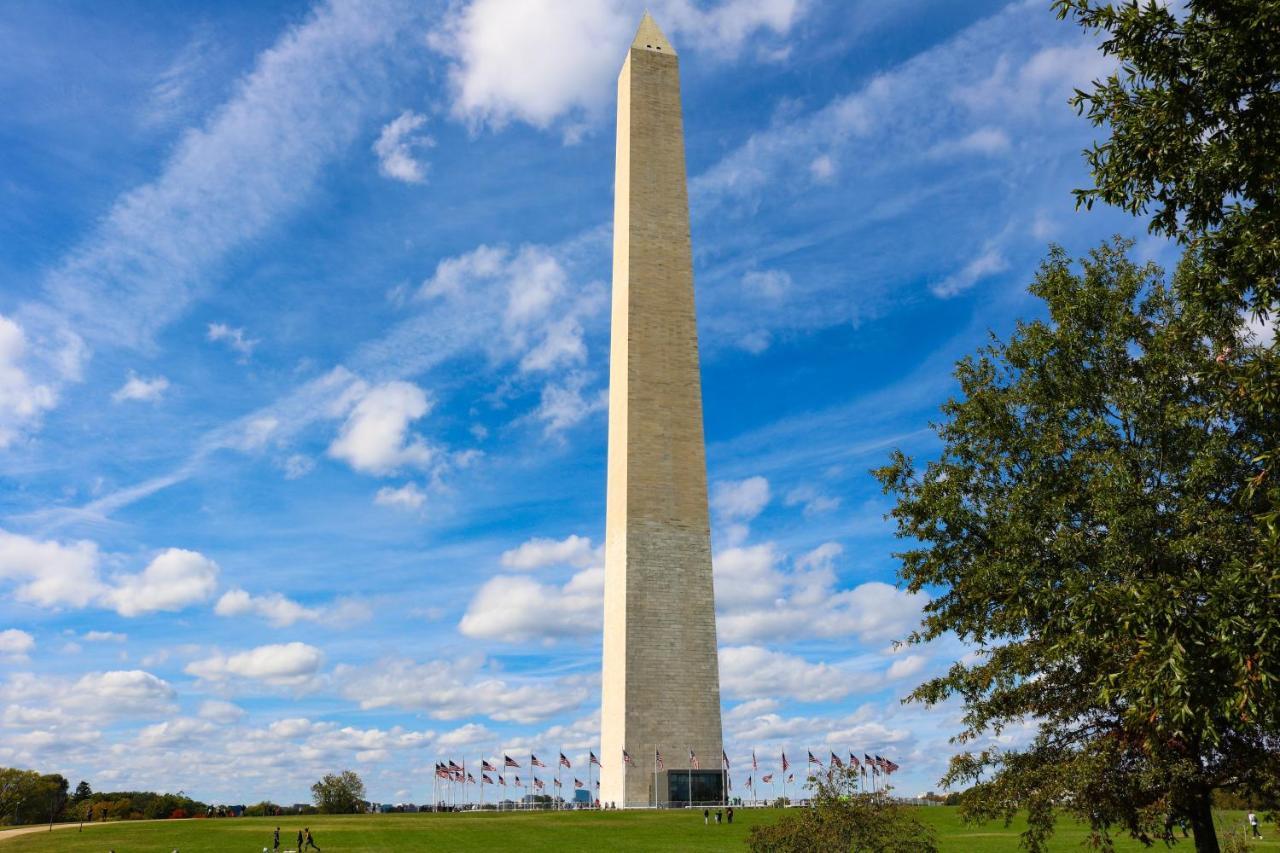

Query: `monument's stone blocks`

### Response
(599, 14, 724, 808)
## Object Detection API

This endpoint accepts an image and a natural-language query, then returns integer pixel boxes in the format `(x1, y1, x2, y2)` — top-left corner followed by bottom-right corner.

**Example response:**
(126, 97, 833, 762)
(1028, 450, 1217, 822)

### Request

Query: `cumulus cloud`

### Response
(335, 655, 590, 723)
(0, 315, 58, 448)
(198, 699, 246, 724)
(0, 629, 35, 658)
(215, 589, 320, 627)
(534, 372, 607, 434)
(104, 548, 220, 617)
(328, 380, 435, 475)
(712, 476, 771, 522)
(0, 530, 219, 617)
(783, 484, 840, 515)
(112, 372, 170, 403)
(374, 482, 427, 510)
(186, 642, 324, 686)
(0, 528, 105, 608)
(720, 646, 874, 702)
(459, 567, 603, 643)
(374, 110, 433, 183)
(713, 539, 927, 644)
(500, 534, 597, 570)
(206, 322, 258, 361)
(429, 0, 804, 134)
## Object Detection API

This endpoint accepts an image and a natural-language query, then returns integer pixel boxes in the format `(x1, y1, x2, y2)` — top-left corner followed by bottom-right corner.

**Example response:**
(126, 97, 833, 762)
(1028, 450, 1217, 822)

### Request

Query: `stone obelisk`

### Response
(599, 13, 723, 808)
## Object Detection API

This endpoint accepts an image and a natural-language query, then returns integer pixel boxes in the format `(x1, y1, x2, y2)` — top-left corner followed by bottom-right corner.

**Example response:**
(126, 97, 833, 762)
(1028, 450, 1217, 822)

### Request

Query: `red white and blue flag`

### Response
(781, 751, 789, 772)
(830, 751, 843, 768)
(761, 773, 773, 783)
(849, 753, 860, 769)
(690, 749, 699, 770)
(623, 750, 634, 766)
(722, 750, 730, 770)
(482, 760, 497, 772)
(807, 751, 822, 767)
(655, 750, 664, 770)
(560, 753, 571, 769)
(590, 752, 601, 767)
(504, 755, 520, 769)
(531, 754, 546, 768)
(575, 779, 584, 789)
(752, 751, 758, 772)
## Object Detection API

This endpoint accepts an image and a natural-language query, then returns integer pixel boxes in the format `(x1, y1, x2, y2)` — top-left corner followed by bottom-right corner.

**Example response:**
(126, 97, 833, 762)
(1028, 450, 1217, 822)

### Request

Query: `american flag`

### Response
(434, 764, 448, 780)
(448, 760, 462, 771)
(504, 755, 520, 769)
(761, 773, 773, 783)
(623, 749, 633, 766)
(746, 775, 753, 788)
(533, 778, 544, 790)
(575, 779, 584, 789)
(864, 753, 873, 769)
(559, 752, 571, 769)
(849, 753, 860, 769)
(513, 775, 522, 786)
(531, 754, 546, 768)
(781, 751, 790, 772)
(689, 749, 699, 770)
(874, 754, 884, 770)
(590, 751, 601, 767)
(655, 750, 664, 770)
(807, 750, 821, 767)
(466, 773, 476, 784)
(752, 751, 758, 772)
(497, 775, 505, 785)
(482, 760, 497, 772)
(722, 750, 730, 770)
(482, 774, 494, 785)
(884, 759, 900, 774)
(830, 751, 843, 768)
(554, 779, 562, 788)
(786, 774, 794, 784)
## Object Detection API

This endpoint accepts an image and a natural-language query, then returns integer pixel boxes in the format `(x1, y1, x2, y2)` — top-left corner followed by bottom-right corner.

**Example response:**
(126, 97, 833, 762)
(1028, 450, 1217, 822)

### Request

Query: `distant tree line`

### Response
(0, 768, 206, 826)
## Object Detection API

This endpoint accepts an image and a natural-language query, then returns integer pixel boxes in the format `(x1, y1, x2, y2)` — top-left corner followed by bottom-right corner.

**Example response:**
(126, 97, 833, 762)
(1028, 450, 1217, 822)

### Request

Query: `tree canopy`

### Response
(876, 240, 1279, 853)
(311, 770, 366, 814)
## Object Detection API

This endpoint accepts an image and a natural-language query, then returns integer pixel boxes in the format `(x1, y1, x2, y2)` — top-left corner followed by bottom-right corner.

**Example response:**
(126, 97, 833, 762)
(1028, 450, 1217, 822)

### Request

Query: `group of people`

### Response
(702, 807, 733, 825)
(272, 826, 320, 851)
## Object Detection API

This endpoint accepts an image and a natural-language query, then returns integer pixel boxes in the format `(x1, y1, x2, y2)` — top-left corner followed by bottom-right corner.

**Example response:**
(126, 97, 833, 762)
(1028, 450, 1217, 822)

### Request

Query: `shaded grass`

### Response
(1, 807, 1275, 851)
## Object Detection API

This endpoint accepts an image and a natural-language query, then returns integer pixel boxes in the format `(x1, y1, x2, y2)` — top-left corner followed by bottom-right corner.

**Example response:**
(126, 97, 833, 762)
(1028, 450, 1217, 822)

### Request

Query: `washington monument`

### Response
(599, 14, 724, 808)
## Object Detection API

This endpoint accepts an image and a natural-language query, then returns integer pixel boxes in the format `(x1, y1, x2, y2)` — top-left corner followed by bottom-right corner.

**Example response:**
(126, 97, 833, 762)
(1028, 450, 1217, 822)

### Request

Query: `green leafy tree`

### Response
(311, 770, 366, 814)
(876, 241, 1279, 853)
(71, 781, 91, 803)
(1054, 0, 1280, 546)
(746, 766, 937, 853)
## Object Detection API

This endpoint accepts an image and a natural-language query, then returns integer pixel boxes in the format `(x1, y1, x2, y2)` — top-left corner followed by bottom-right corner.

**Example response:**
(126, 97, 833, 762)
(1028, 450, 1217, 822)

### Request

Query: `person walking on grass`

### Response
(303, 827, 321, 850)
(703, 808, 709, 825)
(1249, 812, 1262, 839)
(296, 829, 304, 850)
(727, 806, 734, 824)
(272, 826, 280, 852)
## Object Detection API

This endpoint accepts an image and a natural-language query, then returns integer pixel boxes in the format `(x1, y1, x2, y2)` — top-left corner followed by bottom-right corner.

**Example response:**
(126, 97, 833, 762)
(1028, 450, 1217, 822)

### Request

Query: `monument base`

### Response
(651, 769, 726, 807)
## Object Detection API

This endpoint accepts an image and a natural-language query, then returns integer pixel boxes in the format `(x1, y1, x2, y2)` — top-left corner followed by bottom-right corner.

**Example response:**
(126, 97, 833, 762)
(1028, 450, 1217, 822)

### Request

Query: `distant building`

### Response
(573, 790, 590, 805)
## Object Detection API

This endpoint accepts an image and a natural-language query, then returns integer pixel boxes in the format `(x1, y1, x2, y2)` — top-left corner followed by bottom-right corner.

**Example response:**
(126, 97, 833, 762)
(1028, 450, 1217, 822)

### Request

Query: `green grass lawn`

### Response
(1, 808, 1275, 852)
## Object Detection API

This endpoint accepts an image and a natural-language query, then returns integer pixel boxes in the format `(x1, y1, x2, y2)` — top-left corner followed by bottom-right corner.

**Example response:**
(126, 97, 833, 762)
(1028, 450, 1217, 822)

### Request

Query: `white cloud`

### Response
(459, 567, 603, 643)
(104, 548, 219, 617)
(0, 528, 106, 608)
(930, 126, 1010, 158)
(328, 380, 435, 475)
(186, 642, 324, 686)
(206, 322, 259, 361)
(720, 646, 872, 702)
(430, 0, 803, 135)
(374, 482, 427, 510)
(374, 110, 433, 183)
(501, 534, 597, 570)
(0, 529, 218, 617)
(534, 372, 607, 434)
(0, 314, 57, 448)
(112, 372, 170, 403)
(335, 655, 590, 723)
(886, 654, 927, 681)
(930, 247, 1008, 298)
(712, 476, 771, 521)
(137, 717, 218, 746)
(71, 670, 177, 716)
(198, 699, 246, 724)
(215, 589, 320, 627)
(82, 630, 127, 642)
(809, 153, 836, 182)
(0, 629, 35, 658)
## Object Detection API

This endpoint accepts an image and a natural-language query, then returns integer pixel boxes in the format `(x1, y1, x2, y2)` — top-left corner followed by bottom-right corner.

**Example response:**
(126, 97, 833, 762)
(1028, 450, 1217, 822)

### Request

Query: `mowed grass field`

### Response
(1, 808, 1275, 852)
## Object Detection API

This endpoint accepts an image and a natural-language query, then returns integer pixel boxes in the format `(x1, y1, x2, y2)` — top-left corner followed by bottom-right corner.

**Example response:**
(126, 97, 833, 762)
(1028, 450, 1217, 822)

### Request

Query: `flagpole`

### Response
(557, 746, 562, 810)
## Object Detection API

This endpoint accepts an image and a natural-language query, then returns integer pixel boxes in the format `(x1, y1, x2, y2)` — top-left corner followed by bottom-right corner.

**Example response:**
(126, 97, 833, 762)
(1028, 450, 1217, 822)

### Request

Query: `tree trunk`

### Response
(1188, 789, 1219, 853)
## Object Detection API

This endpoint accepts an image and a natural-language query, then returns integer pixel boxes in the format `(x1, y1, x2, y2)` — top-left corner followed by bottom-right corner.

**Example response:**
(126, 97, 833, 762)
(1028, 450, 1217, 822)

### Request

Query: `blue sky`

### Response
(1, 0, 1164, 805)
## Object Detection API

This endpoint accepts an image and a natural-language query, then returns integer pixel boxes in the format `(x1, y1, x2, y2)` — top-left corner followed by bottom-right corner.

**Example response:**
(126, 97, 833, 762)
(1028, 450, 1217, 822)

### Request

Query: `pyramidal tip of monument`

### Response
(631, 11, 675, 55)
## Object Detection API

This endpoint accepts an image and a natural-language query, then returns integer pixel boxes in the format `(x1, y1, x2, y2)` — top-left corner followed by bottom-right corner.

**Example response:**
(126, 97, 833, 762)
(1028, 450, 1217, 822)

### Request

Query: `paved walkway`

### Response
(0, 817, 190, 845)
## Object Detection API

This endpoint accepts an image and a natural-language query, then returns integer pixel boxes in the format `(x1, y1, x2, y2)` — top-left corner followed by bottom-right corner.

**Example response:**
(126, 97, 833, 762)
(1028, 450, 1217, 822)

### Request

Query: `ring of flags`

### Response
(430, 748, 900, 806)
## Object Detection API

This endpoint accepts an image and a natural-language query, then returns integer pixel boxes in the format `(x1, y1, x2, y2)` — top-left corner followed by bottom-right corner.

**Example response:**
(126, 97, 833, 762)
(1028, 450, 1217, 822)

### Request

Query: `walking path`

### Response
(0, 817, 190, 844)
